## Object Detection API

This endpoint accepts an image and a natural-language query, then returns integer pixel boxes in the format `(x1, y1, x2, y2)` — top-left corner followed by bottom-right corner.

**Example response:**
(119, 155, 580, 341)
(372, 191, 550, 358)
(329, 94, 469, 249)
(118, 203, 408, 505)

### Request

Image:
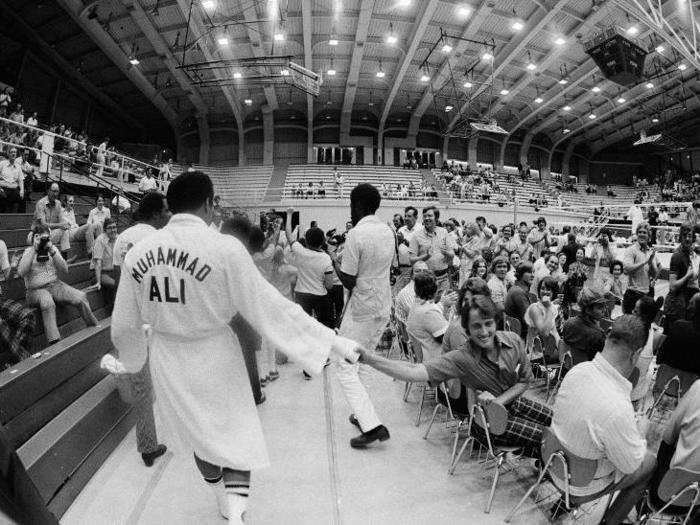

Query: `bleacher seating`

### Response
(283, 164, 427, 200)
(171, 164, 272, 205)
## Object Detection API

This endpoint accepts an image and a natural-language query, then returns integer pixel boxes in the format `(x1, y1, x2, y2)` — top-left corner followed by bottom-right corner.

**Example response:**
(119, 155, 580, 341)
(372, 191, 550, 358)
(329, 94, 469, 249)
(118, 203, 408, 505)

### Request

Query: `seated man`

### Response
(360, 295, 551, 459)
(561, 287, 607, 365)
(63, 195, 98, 262)
(406, 272, 453, 362)
(656, 292, 700, 376)
(17, 223, 98, 345)
(551, 315, 656, 524)
(504, 262, 534, 340)
(394, 261, 429, 323)
(34, 182, 70, 257)
(86, 195, 111, 249)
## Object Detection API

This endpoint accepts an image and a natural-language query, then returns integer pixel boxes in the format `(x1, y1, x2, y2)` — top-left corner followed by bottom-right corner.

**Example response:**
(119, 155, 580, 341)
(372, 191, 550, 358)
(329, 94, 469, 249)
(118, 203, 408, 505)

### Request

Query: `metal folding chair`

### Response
(423, 383, 471, 465)
(639, 468, 700, 524)
(503, 314, 521, 337)
(505, 427, 611, 523)
(405, 331, 435, 427)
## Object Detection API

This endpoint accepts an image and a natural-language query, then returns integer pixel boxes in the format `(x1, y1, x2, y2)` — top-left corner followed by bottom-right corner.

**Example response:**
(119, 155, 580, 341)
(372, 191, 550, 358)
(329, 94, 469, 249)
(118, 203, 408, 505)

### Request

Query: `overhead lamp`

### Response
(368, 101, 374, 106)
(397, 0, 411, 7)
(129, 57, 140, 65)
(280, 68, 290, 76)
(420, 73, 430, 82)
(463, 81, 473, 88)
(527, 62, 537, 70)
(244, 99, 252, 105)
(651, 117, 659, 123)
(376, 70, 385, 78)
(626, 25, 639, 35)
(554, 37, 566, 46)
(534, 96, 544, 103)
(481, 51, 493, 61)
(591, 86, 601, 93)
(406, 104, 412, 110)
(511, 20, 524, 31)
(327, 67, 336, 76)
(500, 89, 509, 95)
(233, 72, 242, 79)
(202, 0, 215, 10)
(645, 82, 654, 89)
(559, 78, 568, 85)
(329, 38, 338, 46)
(563, 105, 572, 111)
(457, 6, 471, 17)
(563, 128, 570, 134)
(217, 36, 229, 46)
(441, 44, 453, 53)
(386, 34, 398, 44)
(655, 44, 665, 53)
(588, 113, 597, 119)
(445, 105, 453, 112)
(678, 63, 687, 71)
(274, 32, 285, 41)
(617, 97, 626, 103)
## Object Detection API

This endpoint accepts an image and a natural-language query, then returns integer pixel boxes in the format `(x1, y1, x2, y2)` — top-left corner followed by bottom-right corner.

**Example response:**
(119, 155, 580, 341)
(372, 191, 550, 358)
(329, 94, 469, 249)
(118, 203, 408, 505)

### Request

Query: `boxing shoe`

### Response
(141, 444, 167, 467)
(350, 425, 390, 449)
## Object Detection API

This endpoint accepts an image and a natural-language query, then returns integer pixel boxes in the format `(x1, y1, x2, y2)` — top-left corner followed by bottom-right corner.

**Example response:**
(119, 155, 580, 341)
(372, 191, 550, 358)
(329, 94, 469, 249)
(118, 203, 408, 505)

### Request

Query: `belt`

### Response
(433, 268, 449, 277)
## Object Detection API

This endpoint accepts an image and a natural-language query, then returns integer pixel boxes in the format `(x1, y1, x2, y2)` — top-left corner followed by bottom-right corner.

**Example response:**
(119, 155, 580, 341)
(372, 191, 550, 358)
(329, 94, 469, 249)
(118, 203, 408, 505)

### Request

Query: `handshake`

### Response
(330, 336, 368, 364)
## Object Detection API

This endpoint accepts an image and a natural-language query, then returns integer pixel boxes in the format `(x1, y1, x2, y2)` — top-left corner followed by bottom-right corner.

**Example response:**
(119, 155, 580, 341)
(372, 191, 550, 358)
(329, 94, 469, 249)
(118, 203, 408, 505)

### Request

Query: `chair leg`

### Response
(415, 385, 426, 426)
(403, 381, 412, 401)
(448, 436, 473, 475)
(423, 404, 441, 439)
(504, 460, 551, 522)
(485, 455, 504, 513)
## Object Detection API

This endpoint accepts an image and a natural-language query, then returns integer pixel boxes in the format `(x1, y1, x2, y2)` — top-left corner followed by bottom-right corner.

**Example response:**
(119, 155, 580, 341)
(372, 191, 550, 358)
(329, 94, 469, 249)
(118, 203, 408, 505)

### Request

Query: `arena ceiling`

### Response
(7, 0, 700, 153)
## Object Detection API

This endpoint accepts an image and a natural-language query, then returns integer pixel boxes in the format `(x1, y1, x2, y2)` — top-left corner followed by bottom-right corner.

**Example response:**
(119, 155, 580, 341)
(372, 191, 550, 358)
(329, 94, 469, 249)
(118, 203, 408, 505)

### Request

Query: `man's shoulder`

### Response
(495, 330, 523, 348)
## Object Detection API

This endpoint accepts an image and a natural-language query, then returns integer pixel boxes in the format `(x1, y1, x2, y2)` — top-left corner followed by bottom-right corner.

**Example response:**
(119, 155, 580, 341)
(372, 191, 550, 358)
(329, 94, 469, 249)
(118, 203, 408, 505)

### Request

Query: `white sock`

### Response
(225, 493, 247, 524)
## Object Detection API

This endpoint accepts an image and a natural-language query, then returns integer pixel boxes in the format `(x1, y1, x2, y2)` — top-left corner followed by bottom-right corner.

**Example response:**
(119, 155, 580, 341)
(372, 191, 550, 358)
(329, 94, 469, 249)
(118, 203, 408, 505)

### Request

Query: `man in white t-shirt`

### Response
(139, 170, 159, 193)
(86, 195, 111, 251)
(95, 138, 108, 177)
(627, 203, 644, 235)
(113, 192, 171, 269)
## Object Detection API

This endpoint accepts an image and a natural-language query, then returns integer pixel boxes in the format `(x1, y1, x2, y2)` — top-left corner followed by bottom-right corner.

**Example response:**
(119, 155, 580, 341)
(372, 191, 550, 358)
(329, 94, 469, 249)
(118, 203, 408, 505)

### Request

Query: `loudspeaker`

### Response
(585, 32, 647, 87)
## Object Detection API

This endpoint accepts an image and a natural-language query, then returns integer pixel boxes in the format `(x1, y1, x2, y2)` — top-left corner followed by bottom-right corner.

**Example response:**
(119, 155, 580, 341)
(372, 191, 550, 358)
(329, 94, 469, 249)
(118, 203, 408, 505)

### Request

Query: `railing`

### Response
(0, 116, 158, 183)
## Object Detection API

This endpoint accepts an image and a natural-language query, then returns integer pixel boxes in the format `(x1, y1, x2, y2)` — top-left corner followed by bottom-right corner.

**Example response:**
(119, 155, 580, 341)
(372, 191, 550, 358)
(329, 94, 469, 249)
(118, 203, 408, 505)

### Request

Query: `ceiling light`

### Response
(327, 68, 336, 76)
(655, 44, 665, 53)
(376, 70, 385, 78)
(645, 82, 654, 89)
(329, 38, 338, 46)
(527, 62, 537, 70)
(457, 6, 471, 17)
(500, 89, 509, 95)
(280, 68, 290, 76)
(563, 105, 572, 111)
(481, 51, 493, 61)
(554, 37, 566, 45)
(559, 78, 568, 84)
(217, 36, 229, 46)
(651, 117, 659, 123)
(445, 105, 453, 112)
(406, 104, 412, 109)
(202, 0, 215, 10)
(368, 101, 374, 106)
(592, 86, 601, 92)
(588, 113, 597, 119)
(678, 63, 687, 71)
(397, 0, 411, 7)
(274, 33, 285, 41)
(617, 97, 626, 103)
(244, 99, 252, 105)
(386, 34, 398, 45)
(129, 57, 140, 65)
(441, 44, 453, 53)
(420, 74, 430, 82)
(233, 72, 242, 79)
(463, 81, 473, 88)
(326, 115, 331, 119)
(563, 128, 570, 134)
(534, 97, 543, 103)
(626, 25, 639, 35)
(512, 21, 524, 31)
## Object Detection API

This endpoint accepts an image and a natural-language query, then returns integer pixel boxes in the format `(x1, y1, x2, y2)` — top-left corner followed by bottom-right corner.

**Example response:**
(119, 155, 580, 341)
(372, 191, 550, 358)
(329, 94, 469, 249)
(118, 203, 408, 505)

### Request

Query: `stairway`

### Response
(264, 163, 288, 203)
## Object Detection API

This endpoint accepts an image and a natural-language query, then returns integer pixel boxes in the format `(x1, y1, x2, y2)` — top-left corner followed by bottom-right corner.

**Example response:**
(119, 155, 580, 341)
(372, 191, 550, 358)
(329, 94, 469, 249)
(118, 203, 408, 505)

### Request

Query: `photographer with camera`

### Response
(18, 223, 98, 345)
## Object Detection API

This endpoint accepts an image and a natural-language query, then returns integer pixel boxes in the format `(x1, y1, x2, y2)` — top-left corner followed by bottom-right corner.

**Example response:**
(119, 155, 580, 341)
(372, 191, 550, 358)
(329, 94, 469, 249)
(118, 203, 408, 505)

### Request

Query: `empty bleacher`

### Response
(171, 164, 272, 205)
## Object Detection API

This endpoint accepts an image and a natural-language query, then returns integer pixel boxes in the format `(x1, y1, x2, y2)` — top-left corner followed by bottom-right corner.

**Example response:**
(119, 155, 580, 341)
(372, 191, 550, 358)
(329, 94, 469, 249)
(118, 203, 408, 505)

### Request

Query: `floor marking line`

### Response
(125, 450, 174, 525)
(323, 367, 343, 525)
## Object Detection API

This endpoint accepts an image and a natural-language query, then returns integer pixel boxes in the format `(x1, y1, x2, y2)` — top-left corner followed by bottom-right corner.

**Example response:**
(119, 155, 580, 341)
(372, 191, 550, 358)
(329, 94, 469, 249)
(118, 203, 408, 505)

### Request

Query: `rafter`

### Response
(301, 0, 313, 162)
(238, 0, 278, 110)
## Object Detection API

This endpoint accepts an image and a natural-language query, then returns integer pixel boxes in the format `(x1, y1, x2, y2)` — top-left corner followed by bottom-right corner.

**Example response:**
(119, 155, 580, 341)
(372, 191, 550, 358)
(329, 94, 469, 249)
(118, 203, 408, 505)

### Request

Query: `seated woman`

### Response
(91, 217, 119, 311)
(18, 223, 98, 345)
(406, 272, 451, 362)
(524, 276, 561, 365)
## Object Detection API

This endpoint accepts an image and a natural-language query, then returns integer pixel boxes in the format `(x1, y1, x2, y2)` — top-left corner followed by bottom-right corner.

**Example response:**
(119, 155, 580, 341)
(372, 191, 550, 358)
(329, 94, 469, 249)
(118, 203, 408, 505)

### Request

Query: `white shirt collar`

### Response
(169, 213, 209, 228)
(593, 353, 632, 395)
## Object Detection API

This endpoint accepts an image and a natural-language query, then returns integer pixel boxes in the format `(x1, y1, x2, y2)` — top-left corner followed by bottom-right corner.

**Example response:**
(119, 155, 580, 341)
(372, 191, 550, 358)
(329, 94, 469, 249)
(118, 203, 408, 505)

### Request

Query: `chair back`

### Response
(406, 331, 424, 364)
(653, 364, 698, 399)
(558, 338, 588, 367)
(503, 314, 521, 337)
(541, 333, 559, 362)
(395, 319, 412, 359)
(473, 402, 508, 436)
(541, 427, 598, 488)
(657, 468, 700, 507)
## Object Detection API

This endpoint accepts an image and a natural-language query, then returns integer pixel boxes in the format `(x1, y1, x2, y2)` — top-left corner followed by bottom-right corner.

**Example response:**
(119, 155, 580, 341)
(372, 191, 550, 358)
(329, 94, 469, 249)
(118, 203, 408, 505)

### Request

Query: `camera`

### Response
(36, 234, 51, 262)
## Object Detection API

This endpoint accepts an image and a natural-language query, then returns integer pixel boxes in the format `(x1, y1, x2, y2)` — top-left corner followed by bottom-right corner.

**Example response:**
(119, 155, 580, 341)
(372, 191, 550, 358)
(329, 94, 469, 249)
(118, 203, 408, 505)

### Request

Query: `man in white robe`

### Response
(111, 172, 360, 524)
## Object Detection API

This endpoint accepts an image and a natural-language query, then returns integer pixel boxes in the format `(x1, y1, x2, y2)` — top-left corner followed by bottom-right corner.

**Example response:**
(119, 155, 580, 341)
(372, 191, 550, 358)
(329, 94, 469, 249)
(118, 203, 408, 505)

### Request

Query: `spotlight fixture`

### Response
(511, 21, 524, 31)
(386, 23, 398, 45)
(527, 62, 537, 70)
(445, 105, 453, 112)
(274, 32, 285, 41)
(678, 63, 687, 71)
(202, 0, 215, 10)
(534, 96, 543, 103)
(655, 44, 665, 53)
(376, 70, 385, 78)
(280, 68, 290, 76)
(327, 67, 336, 76)
(554, 37, 566, 45)
(441, 44, 453, 53)
(244, 99, 252, 105)
(397, 0, 411, 7)
(500, 88, 509, 95)
(233, 72, 242, 79)
(588, 113, 597, 119)
(559, 78, 568, 84)
(617, 97, 626, 103)
(329, 38, 338, 46)
(626, 25, 639, 35)
(563, 105, 572, 111)
(645, 82, 654, 89)
(129, 57, 140, 65)
(463, 81, 473, 88)
(592, 86, 601, 93)
(420, 73, 430, 82)
(563, 128, 570, 134)
(651, 117, 659, 123)
(481, 51, 493, 61)
(457, 6, 471, 17)
(217, 36, 229, 46)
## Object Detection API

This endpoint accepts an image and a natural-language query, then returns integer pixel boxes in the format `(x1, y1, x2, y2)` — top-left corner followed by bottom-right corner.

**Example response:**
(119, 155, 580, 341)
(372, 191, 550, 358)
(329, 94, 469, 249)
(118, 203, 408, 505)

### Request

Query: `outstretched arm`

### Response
(360, 349, 429, 383)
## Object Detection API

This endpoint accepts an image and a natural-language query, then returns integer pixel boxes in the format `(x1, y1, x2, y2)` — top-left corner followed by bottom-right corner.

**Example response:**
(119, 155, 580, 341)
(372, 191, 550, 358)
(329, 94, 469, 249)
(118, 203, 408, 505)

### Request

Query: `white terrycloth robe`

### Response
(111, 214, 351, 470)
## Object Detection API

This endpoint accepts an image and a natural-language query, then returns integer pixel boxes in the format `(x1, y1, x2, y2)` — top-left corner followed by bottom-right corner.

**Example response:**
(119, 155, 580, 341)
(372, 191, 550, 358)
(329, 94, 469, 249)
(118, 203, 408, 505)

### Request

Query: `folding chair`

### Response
(639, 468, 700, 524)
(386, 317, 409, 360)
(503, 314, 521, 337)
(505, 427, 610, 523)
(423, 383, 471, 463)
(454, 401, 523, 513)
(406, 331, 436, 426)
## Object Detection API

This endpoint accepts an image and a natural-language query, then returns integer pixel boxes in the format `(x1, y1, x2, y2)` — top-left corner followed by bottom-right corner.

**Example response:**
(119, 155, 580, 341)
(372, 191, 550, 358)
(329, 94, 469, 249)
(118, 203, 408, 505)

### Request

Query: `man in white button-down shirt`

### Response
(330, 183, 396, 449)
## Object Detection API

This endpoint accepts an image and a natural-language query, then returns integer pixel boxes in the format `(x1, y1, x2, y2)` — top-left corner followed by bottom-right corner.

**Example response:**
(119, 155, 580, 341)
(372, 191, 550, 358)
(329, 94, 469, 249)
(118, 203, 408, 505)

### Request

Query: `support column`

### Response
(497, 137, 507, 171)
(48, 79, 62, 126)
(519, 132, 533, 168)
(238, 126, 246, 166)
(82, 102, 92, 135)
(262, 106, 274, 165)
(377, 130, 384, 166)
(197, 116, 210, 165)
(561, 142, 576, 177)
(467, 134, 478, 170)
(442, 135, 449, 163)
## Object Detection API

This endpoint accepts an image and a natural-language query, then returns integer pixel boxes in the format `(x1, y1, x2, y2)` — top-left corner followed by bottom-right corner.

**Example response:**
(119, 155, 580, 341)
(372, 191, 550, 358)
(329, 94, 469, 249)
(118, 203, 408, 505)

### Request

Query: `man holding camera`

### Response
(33, 183, 71, 257)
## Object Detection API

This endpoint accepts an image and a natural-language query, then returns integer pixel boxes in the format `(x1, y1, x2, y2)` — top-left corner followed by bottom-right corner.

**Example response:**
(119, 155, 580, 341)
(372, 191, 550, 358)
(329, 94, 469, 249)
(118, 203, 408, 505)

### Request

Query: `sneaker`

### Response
(268, 370, 280, 381)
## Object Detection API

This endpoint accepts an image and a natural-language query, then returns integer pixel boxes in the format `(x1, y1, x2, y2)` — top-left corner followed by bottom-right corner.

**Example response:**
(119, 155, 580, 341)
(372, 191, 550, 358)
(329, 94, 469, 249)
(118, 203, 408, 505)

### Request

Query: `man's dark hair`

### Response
(562, 225, 571, 233)
(305, 227, 325, 249)
(102, 217, 117, 230)
(166, 171, 214, 214)
(608, 315, 647, 353)
(538, 276, 559, 297)
(350, 183, 380, 214)
(221, 214, 253, 243)
(461, 295, 498, 332)
(456, 277, 490, 315)
(414, 271, 437, 300)
(515, 262, 533, 281)
(248, 226, 265, 254)
(634, 295, 663, 332)
(404, 206, 418, 218)
(136, 191, 166, 221)
(422, 206, 439, 220)
(475, 216, 486, 224)
(610, 259, 624, 273)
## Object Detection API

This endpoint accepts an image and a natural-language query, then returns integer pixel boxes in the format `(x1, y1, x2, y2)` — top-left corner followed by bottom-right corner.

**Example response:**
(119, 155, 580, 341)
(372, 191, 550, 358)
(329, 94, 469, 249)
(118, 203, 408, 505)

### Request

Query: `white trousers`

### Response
(335, 314, 388, 432)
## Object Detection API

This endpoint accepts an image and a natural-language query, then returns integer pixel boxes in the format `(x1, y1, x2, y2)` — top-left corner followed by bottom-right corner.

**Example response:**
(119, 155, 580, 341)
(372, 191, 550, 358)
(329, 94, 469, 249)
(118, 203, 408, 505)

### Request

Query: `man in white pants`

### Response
(331, 183, 395, 448)
(111, 172, 361, 524)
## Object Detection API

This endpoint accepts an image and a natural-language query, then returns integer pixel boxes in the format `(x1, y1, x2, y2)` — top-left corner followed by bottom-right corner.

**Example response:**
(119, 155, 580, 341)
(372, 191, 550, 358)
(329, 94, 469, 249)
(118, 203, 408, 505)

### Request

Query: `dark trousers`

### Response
(622, 288, 652, 314)
(230, 315, 264, 404)
(0, 188, 23, 213)
(295, 292, 333, 328)
(328, 285, 344, 327)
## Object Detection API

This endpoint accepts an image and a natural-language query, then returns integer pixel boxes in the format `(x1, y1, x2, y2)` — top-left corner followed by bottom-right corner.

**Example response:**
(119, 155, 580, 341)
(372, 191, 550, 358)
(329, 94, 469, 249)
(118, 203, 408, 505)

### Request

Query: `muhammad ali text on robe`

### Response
(130, 246, 212, 304)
